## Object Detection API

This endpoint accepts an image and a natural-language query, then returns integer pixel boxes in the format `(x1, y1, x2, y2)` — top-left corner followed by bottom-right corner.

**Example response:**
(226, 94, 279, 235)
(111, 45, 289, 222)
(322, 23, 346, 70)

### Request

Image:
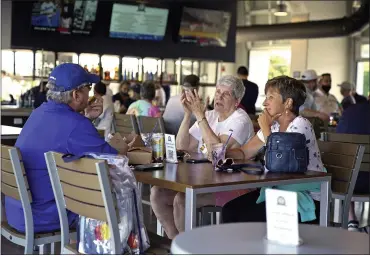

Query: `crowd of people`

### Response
(3, 62, 369, 242)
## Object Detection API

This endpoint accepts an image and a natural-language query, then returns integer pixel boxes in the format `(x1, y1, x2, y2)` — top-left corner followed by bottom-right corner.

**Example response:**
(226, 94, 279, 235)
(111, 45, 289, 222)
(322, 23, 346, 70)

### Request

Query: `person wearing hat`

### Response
(299, 70, 329, 121)
(162, 74, 200, 135)
(338, 81, 356, 110)
(128, 83, 141, 101)
(4, 63, 127, 234)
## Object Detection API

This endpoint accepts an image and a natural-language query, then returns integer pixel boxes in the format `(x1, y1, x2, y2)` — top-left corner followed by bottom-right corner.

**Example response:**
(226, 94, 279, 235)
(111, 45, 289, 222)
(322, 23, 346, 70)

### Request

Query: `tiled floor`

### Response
(1, 187, 369, 254)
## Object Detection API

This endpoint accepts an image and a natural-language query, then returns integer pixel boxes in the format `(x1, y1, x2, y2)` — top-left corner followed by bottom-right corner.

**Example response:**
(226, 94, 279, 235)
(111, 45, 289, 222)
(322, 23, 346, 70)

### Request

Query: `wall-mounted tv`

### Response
(109, 3, 169, 41)
(178, 7, 231, 47)
(31, 0, 98, 35)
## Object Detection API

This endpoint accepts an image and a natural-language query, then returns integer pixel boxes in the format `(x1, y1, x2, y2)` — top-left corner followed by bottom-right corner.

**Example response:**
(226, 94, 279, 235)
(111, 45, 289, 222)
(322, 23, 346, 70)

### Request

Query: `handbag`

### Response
(265, 132, 309, 173)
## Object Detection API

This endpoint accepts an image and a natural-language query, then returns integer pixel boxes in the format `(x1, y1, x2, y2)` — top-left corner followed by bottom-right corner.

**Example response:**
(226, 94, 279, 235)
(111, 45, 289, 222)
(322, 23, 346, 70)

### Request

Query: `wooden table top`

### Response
(133, 158, 331, 193)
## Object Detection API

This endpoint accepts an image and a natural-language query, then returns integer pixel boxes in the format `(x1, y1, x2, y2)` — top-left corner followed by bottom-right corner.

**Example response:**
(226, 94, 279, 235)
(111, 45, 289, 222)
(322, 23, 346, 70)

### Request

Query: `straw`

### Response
(222, 129, 233, 154)
(146, 120, 159, 146)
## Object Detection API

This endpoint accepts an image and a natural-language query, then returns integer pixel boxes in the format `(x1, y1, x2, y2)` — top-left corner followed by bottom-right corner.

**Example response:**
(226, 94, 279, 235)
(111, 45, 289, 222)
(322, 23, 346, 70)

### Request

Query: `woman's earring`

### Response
(285, 110, 289, 115)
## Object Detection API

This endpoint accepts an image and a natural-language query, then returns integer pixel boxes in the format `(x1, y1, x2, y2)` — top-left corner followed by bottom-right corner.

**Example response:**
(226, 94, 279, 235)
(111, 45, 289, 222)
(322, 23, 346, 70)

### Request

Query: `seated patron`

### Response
(313, 73, 342, 116)
(4, 63, 126, 233)
(127, 81, 161, 117)
(224, 76, 326, 224)
(93, 81, 114, 140)
(112, 81, 135, 114)
(336, 101, 370, 232)
(150, 75, 254, 239)
(162, 74, 199, 135)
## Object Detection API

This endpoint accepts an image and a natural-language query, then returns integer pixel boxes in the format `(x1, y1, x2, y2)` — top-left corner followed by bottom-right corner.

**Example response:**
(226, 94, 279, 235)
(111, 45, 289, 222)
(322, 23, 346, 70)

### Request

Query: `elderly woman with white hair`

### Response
(150, 75, 254, 239)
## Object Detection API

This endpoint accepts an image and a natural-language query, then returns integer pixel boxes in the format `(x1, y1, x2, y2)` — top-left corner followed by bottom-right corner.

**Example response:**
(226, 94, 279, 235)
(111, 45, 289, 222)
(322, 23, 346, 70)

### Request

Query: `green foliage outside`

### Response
(362, 62, 369, 97)
(268, 55, 290, 79)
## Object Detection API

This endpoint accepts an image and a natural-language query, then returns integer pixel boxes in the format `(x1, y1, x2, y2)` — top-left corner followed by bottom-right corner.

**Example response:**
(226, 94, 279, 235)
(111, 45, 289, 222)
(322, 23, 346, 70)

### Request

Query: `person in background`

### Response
(314, 73, 342, 116)
(127, 81, 161, 117)
(338, 81, 356, 110)
(224, 76, 325, 225)
(237, 66, 259, 115)
(112, 81, 135, 113)
(352, 89, 368, 105)
(336, 101, 370, 233)
(154, 83, 166, 108)
(300, 70, 329, 121)
(93, 81, 114, 140)
(4, 63, 127, 234)
(22, 80, 49, 109)
(128, 83, 141, 102)
(162, 74, 199, 135)
(150, 75, 254, 239)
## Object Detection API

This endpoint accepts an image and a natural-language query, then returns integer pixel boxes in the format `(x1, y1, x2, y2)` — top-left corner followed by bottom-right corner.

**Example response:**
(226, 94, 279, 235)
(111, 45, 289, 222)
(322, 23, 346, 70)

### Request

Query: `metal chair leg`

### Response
(39, 244, 45, 255)
(50, 242, 55, 254)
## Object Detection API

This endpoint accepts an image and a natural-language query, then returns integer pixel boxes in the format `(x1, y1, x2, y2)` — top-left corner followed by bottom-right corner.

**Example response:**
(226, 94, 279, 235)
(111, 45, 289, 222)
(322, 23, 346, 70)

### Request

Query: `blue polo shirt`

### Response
(5, 100, 118, 233)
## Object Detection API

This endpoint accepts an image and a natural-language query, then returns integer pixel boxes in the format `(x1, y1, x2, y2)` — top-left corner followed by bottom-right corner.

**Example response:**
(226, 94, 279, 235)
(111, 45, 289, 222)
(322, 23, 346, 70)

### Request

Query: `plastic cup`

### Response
(211, 143, 225, 168)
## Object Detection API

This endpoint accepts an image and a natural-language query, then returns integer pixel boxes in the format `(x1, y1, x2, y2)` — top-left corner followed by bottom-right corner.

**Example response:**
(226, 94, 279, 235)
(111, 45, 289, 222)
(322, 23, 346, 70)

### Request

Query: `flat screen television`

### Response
(178, 7, 231, 47)
(109, 3, 169, 41)
(31, 0, 98, 35)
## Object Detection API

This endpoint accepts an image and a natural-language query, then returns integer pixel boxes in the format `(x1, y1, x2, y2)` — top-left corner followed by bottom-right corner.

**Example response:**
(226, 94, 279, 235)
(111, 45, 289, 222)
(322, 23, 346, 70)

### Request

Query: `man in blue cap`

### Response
(4, 63, 125, 233)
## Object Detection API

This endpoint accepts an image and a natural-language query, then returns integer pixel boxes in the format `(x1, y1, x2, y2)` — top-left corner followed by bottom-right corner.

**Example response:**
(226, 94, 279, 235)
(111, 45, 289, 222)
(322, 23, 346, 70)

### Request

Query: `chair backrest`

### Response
(321, 132, 370, 173)
(113, 113, 139, 135)
(317, 140, 365, 228)
(1, 145, 34, 237)
(136, 116, 166, 134)
(44, 151, 121, 253)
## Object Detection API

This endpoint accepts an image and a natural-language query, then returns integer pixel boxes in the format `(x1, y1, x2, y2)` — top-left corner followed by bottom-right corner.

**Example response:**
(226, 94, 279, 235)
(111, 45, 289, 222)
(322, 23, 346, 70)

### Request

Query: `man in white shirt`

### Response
(314, 73, 342, 115)
(300, 70, 329, 121)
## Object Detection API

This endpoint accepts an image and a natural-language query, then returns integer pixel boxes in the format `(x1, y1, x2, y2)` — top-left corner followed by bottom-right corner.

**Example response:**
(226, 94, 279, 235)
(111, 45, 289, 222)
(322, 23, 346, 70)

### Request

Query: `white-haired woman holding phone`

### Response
(149, 75, 255, 239)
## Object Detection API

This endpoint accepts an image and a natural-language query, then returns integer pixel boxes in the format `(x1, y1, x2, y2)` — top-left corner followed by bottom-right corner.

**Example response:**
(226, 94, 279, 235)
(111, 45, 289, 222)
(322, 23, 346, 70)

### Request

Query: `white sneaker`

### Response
(348, 221, 361, 232)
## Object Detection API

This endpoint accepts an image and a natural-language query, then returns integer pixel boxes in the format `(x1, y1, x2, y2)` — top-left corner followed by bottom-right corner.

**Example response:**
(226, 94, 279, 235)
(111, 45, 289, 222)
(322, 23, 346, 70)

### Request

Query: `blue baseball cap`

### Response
(48, 63, 100, 92)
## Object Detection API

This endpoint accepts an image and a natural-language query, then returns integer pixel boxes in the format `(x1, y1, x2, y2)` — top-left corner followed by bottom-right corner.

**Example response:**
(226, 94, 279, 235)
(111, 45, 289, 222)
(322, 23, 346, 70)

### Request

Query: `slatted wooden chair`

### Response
(317, 140, 365, 229)
(1, 145, 69, 254)
(45, 151, 171, 254)
(321, 132, 370, 225)
(44, 151, 121, 254)
(113, 113, 140, 135)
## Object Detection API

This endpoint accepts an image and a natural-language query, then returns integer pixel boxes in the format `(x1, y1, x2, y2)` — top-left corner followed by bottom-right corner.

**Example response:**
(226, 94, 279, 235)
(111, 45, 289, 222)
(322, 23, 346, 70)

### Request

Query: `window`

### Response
(1, 50, 14, 75)
(79, 54, 100, 75)
(249, 48, 291, 110)
(14, 50, 33, 77)
(35, 51, 55, 77)
(356, 61, 369, 97)
(101, 55, 119, 81)
(122, 57, 141, 81)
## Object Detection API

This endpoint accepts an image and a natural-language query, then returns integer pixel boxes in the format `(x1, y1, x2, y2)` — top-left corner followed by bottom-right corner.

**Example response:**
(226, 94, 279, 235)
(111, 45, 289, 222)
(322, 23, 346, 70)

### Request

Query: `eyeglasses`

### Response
(215, 89, 233, 99)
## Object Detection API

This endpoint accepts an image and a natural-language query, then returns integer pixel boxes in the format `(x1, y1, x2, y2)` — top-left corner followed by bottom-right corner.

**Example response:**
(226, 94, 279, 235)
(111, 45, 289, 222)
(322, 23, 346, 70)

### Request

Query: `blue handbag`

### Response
(265, 132, 309, 173)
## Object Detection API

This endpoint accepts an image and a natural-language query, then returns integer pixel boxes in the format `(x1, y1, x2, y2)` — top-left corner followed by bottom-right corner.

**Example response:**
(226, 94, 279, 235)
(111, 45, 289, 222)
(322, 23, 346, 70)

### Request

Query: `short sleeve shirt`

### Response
(189, 109, 254, 152)
(5, 101, 117, 233)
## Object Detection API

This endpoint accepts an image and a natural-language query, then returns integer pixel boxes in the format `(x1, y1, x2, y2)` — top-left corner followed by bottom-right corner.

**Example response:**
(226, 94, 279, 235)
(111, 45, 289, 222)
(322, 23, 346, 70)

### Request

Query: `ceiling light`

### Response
(274, 2, 288, 16)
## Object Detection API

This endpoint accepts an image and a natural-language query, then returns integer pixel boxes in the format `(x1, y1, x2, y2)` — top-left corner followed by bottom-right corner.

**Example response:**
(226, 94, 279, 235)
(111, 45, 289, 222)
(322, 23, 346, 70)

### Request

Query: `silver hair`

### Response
(46, 82, 88, 104)
(216, 75, 245, 101)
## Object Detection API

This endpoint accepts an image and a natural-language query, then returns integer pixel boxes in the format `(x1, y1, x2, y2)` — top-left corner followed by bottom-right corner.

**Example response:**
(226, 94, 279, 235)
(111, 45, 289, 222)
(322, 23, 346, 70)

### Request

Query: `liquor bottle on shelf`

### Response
(135, 72, 139, 81)
(114, 67, 119, 80)
(123, 69, 127, 81)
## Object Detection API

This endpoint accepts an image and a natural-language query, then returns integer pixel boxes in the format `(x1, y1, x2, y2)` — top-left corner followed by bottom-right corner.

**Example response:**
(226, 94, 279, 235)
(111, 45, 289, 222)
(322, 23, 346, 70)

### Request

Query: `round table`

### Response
(171, 223, 369, 254)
